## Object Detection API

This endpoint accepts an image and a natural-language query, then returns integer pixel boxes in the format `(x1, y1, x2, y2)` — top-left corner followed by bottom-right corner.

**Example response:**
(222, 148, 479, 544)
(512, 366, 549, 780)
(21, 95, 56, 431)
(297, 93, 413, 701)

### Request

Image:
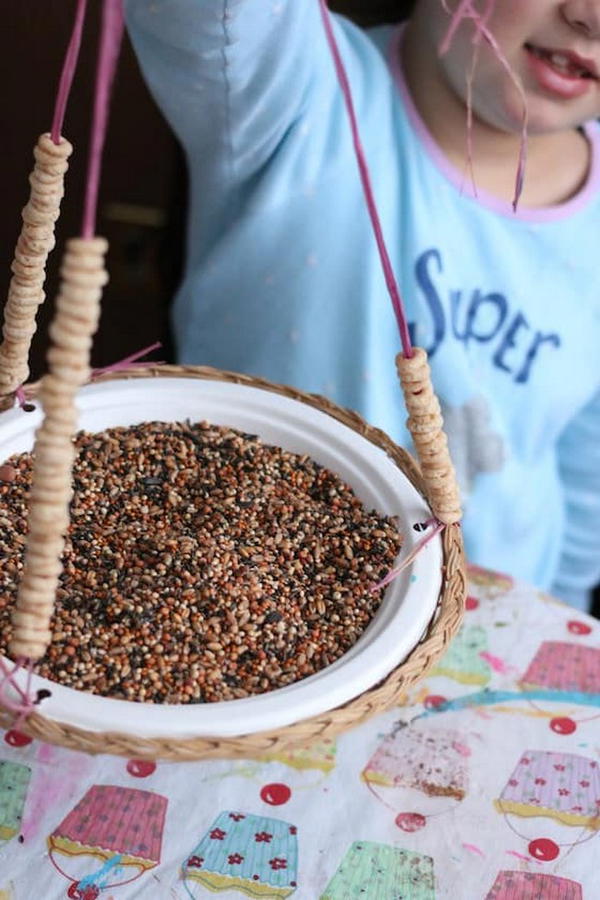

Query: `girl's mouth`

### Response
(524, 43, 598, 99)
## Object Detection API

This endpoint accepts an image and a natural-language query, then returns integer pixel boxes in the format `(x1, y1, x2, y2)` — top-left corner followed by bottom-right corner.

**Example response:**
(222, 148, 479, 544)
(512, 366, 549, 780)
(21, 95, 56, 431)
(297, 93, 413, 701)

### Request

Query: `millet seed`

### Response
(0, 420, 402, 704)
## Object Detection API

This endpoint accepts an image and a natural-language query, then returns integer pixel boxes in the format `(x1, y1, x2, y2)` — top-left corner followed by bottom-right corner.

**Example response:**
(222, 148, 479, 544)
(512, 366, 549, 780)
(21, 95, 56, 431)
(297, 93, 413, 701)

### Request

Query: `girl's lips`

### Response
(524, 44, 597, 100)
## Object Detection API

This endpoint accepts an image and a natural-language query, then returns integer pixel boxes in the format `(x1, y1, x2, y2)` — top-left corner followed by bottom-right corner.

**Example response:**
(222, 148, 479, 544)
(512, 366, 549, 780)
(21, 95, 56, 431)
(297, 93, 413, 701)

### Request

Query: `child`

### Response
(124, 1, 600, 610)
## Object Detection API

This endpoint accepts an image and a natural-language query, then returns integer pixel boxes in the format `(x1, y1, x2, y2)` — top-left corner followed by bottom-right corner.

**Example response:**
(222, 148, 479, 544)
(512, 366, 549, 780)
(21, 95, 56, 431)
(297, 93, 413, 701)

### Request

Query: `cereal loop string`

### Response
(9, 0, 123, 676)
(318, 2, 461, 529)
(317, 0, 413, 358)
(0, 0, 89, 409)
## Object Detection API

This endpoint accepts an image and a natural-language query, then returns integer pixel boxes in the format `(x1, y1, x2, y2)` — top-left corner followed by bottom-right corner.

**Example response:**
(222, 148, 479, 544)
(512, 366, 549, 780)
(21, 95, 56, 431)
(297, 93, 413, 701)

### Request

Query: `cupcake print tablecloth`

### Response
(0, 565, 599, 899)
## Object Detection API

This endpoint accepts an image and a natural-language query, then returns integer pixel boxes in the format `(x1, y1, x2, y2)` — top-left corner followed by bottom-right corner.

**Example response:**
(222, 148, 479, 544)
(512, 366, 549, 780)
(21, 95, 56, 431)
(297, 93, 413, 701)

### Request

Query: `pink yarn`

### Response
(439, 0, 477, 56)
(371, 520, 444, 591)
(439, 0, 528, 210)
(0, 657, 36, 731)
(82, 0, 124, 238)
(91, 342, 164, 376)
(319, 3, 449, 568)
(12, 344, 163, 415)
(318, 0, 414, 358)
(50, 0, 89, 144)
(14, 385, 29, 410)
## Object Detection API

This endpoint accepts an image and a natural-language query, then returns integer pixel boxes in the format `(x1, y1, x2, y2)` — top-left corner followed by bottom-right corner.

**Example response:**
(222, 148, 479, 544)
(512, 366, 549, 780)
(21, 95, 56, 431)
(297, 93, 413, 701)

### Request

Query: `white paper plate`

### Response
(0, 377, 441, 738)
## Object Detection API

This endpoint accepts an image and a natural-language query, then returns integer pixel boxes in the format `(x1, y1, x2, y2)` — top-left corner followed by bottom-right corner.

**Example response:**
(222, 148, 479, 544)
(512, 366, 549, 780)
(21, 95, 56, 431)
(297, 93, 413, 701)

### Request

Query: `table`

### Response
(1, 565, 598, 899)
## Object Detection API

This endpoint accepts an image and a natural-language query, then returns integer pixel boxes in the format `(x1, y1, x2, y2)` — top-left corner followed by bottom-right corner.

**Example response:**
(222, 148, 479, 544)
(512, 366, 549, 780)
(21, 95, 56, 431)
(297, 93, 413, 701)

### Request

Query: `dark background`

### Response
(0, 1, 184, 375)
(1, 2, 597, 615)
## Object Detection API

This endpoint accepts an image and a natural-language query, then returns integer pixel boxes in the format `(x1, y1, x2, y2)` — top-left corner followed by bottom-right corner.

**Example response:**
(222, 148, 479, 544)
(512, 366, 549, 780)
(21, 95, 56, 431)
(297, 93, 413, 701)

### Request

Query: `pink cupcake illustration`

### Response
(485, 870, 582, 899)
(47, 785, 167, 898)
(520, 641, 600, 735)
(495, 750, 600, 861)
(362, 724, 469, 832)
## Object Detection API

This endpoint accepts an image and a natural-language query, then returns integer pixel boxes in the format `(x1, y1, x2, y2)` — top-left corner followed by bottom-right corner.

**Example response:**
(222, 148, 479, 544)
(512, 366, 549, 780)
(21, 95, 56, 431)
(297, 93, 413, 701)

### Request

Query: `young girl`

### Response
(124, 0, 600, 610)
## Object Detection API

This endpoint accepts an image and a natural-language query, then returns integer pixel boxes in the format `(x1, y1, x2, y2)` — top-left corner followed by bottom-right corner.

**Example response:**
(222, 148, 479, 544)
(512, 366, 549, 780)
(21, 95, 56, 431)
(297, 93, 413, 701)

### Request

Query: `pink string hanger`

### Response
(92, 341, 165, 377)
(82, 0, 124, 239)
(12, 0, 89, 413)
(0, 657, 36, 734)
(82, 5, 167, 380)
(319, 3, 523, 335)
(0, 1, 92, 718)
(439, 0, 528, 211)
(51, 0, 89, 146)
(318, 1, 464, 586)
(17, 2, 155, 415)
(317, 0, 414, 359)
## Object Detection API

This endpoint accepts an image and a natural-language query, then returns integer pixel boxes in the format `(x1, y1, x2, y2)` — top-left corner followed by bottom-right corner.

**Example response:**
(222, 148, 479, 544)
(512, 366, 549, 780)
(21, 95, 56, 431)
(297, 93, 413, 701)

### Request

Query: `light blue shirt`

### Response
(125, 0, 600, 606)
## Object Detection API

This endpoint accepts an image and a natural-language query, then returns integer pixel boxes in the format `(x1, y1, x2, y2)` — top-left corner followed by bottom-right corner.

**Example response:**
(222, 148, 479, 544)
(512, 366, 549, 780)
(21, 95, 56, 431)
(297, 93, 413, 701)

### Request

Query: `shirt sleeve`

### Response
(124, 0, 344, 180)
(551, 387, 600, 608)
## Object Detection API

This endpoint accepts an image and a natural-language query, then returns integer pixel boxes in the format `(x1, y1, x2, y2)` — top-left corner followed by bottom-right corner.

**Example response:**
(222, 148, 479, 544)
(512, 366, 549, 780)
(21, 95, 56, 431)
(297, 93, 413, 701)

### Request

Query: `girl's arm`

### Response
(124, 1, 340, 180)
(124, 0, 373, 257)
(552, 388, 600, 609)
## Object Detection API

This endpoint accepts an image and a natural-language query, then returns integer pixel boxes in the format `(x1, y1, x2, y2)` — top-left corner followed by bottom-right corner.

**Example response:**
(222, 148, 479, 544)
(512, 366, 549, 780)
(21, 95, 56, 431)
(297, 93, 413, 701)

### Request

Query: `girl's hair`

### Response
(330, 1, 416, 26)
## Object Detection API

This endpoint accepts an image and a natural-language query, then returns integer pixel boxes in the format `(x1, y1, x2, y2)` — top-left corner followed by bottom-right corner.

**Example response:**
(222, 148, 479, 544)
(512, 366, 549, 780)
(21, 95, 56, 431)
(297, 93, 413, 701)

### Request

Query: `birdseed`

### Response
(0, 420, 402, 704)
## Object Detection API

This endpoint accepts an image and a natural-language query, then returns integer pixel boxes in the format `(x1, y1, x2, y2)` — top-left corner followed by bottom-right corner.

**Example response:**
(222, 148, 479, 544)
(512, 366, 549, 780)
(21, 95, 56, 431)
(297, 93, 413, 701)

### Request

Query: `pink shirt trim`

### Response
(388, 25, 600, 224)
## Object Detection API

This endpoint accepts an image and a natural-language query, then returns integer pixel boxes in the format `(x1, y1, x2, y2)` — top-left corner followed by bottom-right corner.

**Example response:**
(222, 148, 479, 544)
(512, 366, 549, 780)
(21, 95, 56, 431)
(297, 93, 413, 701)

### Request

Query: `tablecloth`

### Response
(1, 564, 599, 899)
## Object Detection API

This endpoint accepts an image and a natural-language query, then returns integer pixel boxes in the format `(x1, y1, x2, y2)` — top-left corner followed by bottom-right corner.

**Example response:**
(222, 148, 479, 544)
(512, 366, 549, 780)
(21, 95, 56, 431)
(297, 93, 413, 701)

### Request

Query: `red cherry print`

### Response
(4, 730, 32, 748)
(82, 888, 99, 900)
(550, 717, 577, 735)
(567, 620, 592, 636)
(528, 838, 560, 861)
(395, 812, 426, 832)
(465, 596, 479, 611)
(424, 695, 447, 710)
(260, 783, 291, 806)
(126, 759, 157, 778)
(68, 883, 100, 900)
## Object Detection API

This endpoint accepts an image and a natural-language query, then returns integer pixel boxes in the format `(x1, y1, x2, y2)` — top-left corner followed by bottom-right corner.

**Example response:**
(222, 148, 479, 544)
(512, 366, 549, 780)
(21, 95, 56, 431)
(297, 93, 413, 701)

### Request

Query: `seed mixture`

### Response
(0, 420, 402, 704)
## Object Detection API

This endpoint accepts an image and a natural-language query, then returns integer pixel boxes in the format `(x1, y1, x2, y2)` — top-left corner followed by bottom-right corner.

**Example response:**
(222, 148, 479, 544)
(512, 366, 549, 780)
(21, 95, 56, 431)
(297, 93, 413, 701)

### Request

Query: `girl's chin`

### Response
(455, 80, 595, 140)
(498, 93, 589, 137)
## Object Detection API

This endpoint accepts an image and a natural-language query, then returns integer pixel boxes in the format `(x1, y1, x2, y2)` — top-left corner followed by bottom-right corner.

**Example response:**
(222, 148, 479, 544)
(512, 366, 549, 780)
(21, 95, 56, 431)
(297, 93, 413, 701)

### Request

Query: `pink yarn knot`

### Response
(14, 385, 35, 412)
(12, 342, 162, 411)
(91, 341, 164, 377)
(438, 0, 527, 211)
(371, 518, 445, 591)
(0, 657, 39, 733)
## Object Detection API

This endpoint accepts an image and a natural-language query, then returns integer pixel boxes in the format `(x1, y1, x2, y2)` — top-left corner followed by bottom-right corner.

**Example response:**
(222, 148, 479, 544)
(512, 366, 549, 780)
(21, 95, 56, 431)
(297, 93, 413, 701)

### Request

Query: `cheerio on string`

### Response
(0, 1, 91, 408)
(7, 0, 123, 669)
(318, 1, 461, 542)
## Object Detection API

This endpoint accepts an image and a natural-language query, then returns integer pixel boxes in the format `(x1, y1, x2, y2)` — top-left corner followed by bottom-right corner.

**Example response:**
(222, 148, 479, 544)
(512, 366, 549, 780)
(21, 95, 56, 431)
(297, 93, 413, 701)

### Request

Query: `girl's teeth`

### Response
(529, 45, 590, 77)
(549, 52, 570, 70)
